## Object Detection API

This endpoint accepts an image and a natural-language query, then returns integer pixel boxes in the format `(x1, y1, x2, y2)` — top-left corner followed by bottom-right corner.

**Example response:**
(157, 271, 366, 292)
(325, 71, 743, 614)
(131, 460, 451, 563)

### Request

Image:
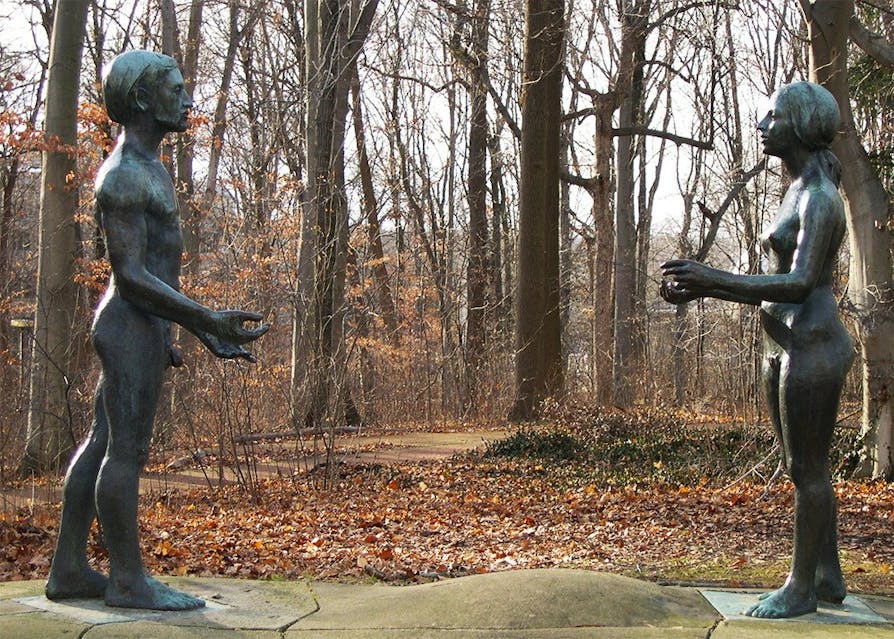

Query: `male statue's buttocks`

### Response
(45, 50, 267, 611)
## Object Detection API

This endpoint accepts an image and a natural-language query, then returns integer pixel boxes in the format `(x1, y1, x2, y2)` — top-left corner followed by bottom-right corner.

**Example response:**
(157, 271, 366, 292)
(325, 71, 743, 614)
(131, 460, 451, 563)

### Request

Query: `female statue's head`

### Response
(102, 50, 180, 126)
(773, 81, 840, 151)
(759, 81, 842, 183)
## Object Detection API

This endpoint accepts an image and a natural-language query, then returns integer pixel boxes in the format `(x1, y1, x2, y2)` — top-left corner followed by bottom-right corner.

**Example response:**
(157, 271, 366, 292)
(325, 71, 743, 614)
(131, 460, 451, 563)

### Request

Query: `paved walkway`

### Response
(2, 569, 893, 638)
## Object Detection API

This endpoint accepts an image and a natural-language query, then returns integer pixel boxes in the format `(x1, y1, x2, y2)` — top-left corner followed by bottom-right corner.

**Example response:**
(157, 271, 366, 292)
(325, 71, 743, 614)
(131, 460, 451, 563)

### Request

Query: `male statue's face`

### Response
(153, 67, 192, 133)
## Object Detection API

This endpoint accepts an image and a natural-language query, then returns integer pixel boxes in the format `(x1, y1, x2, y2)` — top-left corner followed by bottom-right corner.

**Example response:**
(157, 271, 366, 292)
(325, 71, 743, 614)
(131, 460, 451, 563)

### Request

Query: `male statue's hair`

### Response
(102, 49, 178, 125)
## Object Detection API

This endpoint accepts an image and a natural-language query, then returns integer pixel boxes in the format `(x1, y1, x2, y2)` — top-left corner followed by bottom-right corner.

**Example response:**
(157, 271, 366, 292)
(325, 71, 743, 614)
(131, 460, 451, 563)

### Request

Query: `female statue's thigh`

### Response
(776, 346, 848, 467)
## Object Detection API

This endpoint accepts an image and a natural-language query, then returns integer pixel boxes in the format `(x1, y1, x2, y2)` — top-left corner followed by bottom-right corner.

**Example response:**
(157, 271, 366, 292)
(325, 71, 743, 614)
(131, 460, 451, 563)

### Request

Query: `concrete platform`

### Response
(2, 570, 893, 638)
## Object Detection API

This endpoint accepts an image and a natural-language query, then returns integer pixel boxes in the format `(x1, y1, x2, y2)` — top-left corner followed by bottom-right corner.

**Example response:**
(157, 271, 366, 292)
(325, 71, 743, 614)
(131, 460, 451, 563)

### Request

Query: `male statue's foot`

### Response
(46, 566, 108, 600)
(746, 584, 816, 619)
(815, 575, 846, 604)
(105, 573, 204, 610)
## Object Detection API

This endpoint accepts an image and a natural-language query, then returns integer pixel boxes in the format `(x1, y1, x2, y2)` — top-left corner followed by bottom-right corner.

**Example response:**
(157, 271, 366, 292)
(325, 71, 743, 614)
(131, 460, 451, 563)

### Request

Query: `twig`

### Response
(232, 426, 360, 444)
(760, 459, 786, 500)
(724, 442, 780, 491)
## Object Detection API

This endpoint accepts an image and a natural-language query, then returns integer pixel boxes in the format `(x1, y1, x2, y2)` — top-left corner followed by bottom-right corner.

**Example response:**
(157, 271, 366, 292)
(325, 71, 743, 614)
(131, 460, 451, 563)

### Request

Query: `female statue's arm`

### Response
(659, 280, 764, 306)
(662, 191, 836, 305)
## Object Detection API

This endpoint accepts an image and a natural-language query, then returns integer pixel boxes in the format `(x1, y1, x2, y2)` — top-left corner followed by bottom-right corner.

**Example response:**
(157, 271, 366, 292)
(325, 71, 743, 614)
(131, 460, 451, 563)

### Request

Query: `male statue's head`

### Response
(102, 50, 191, 132)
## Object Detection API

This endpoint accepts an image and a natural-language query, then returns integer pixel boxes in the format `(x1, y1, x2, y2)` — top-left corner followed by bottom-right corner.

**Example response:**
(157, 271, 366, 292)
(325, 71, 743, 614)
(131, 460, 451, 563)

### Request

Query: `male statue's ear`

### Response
(133, 85, 151, 114)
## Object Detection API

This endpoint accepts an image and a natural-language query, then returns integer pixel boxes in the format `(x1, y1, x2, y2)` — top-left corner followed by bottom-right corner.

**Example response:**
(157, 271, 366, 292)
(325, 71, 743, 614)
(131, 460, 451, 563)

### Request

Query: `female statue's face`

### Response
(756, 93, 797, 158)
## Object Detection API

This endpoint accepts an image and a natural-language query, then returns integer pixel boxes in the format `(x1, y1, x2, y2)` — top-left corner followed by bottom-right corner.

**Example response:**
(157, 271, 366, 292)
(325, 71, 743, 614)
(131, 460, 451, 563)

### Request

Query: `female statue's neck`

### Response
(782, 148, 822, 180)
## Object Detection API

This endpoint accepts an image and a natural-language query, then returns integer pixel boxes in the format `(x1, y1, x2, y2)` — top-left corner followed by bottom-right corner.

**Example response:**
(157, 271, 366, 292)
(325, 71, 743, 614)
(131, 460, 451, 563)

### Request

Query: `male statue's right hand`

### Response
(196, 330, 260, 362)
(209, 310, 270, 345)
(659, 279, 699, 305)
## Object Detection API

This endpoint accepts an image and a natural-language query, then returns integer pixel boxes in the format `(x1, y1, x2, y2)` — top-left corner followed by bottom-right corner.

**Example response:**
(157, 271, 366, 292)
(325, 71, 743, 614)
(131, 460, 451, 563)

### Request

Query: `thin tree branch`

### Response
(650, 1, 735, 32)
(563, 107, 597, 121)
(482, 66, 521, 140)
(612, 126, 713, 150)
(694, 157, 767, 261)
(850, 14, 894, 68)
(560, 169, 598, 189)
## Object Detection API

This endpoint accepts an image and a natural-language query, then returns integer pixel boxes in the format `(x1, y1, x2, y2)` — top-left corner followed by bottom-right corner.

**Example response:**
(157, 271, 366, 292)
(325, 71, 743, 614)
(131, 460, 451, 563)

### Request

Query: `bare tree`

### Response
(510, 0, 565, 421)
(805, 0, 894, 479)
(305, 0, 378, 429)
(460, 0, 491, 409)
(21, 0, 91, 474)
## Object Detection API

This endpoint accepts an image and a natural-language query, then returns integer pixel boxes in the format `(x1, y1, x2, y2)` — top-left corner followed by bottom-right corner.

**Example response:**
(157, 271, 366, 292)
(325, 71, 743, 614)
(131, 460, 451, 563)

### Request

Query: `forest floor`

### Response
(2, 406, 893, 598)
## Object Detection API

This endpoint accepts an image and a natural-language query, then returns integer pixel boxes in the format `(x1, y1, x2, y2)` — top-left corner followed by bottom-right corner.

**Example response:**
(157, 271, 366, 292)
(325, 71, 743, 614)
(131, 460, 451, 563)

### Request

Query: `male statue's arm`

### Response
(659, 281, 764, 306)
(97, 175, 268, 357)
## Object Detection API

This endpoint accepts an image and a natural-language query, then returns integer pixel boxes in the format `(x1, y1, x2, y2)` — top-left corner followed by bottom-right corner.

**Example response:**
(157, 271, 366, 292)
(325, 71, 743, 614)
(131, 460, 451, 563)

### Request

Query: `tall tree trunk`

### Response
(351, 68, 398, 337)
(291, 0, 317, 430)
(807, 0, 894, 479)
(488, 125, 509, 337)
(611, 0, 648, 405)
(193, 0, 248, 272)
(177, 0, 204, 274)
(591, 93, 615, 405)
(509, 0, 565, 421)
(559, 121, 573, 366)
(21, 0, 90, 474)
(0, 158, 21, 353)
(307, 0, 378, 426)
(308, 0, 341, 426)
(159, 0, 179, 173)
(465, 0, 490, 408)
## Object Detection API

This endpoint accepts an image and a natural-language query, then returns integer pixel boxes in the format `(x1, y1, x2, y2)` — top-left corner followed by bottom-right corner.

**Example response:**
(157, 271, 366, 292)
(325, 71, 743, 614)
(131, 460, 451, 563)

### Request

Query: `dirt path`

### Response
(1, 427, 512, 512)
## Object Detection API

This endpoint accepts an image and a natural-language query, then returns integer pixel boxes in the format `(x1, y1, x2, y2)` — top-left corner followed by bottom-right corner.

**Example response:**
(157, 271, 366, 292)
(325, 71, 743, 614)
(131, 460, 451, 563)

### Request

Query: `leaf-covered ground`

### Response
(3, 455, 894, 595)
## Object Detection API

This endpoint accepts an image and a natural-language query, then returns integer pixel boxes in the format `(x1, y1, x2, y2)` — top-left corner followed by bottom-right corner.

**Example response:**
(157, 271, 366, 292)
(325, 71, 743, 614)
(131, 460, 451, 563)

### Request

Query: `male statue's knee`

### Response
(787, 460, 805, 487)
(135, 446, 150, 466)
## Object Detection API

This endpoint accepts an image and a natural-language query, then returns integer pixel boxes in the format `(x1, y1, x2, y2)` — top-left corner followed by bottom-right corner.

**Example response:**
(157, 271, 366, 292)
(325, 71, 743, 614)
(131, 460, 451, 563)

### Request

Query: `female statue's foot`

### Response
(105, 573, 204, 610)
(813, 559, 846, 603)
(746, 584, 816, 619)
(46, 566, 108, 600)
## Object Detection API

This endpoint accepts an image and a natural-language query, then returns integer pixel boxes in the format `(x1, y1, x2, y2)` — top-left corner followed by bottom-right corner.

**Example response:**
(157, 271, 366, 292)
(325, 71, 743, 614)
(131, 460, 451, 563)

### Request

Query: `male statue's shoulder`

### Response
(95, 154, 149, 211)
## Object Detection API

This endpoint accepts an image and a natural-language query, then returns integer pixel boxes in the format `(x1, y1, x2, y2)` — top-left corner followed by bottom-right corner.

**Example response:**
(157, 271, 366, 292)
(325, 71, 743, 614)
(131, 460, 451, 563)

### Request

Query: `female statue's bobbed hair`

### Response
(774, 81, 842, 185)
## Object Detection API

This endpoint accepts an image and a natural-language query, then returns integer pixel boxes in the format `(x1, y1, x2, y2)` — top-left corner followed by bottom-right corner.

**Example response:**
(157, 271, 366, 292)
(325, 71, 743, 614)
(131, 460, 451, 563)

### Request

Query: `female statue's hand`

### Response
(660, 259, 717, 291)
(659, 279, 699, 305)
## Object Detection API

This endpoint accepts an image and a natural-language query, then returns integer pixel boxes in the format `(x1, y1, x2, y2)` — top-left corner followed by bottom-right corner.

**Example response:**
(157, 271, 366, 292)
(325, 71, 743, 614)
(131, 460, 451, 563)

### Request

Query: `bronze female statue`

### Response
(45, 50, 268, 610)
(661, 81, 853, 618)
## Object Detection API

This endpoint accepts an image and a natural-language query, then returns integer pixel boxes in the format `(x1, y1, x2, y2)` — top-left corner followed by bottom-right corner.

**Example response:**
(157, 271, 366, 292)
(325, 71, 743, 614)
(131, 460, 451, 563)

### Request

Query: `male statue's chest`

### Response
(143, 168, 183, 264)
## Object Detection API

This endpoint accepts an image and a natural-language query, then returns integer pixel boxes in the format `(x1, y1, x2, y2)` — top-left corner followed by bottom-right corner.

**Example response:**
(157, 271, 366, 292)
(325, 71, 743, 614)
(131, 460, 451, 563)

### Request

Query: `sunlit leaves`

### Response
(3, 454, 894, 593)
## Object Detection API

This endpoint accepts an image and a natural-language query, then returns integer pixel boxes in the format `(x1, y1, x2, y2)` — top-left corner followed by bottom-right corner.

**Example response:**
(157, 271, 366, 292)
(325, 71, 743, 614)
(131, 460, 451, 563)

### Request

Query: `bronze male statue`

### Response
(662, 81, 853, 618)
(45, 50, 268, 610)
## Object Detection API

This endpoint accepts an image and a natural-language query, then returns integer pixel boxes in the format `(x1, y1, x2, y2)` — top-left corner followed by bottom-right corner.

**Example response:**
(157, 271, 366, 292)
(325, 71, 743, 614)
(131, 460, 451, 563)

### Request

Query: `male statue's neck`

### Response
(120, 118, 167, 161)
